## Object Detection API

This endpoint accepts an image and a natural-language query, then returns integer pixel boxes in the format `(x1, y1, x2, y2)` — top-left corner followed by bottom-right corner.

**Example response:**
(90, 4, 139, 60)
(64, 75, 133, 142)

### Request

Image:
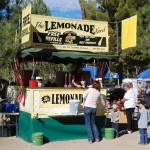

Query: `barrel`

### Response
(32, 132, 43, 146)
(69, 100, 80, 114)
(104, 128, 114, 139)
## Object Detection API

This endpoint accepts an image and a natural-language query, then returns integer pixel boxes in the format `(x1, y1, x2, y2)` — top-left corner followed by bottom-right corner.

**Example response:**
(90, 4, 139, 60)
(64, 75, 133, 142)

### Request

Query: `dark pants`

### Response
(126, 108, 135, 131)
(112, 122, 119, 137)
(139, 128, 148, 144)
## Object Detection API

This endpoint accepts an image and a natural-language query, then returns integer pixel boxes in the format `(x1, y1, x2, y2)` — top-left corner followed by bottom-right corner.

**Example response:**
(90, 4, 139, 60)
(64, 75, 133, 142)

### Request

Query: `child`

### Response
(137, 100, 148, 145)
(110, 104, 121, 138)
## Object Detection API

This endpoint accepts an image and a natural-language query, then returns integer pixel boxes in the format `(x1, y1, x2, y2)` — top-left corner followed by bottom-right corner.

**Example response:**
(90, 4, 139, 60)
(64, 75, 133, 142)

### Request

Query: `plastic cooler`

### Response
(5, 104, 17, 113)
(69, 100, 80, 114)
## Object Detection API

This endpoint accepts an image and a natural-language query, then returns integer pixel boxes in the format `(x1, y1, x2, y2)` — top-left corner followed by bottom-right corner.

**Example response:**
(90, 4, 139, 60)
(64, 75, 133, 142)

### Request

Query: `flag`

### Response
(121, 15, 137, 50)
(13, 57, 24, 86)
(13, 57, 25, 105)
(18, 89, 25, 105)
(97, 60, 108, 79)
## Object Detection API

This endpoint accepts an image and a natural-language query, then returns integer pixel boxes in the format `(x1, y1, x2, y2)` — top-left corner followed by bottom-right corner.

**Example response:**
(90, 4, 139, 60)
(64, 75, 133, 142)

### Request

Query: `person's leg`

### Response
(84, 107, 93, 143)
(126, 108, 135, 132)
(139, 128, 145, 144)
(115, 123, 119, 137)
(112, 123, 115, 137)
(144, 129, 148, 144)
(91, 108, 99, 141)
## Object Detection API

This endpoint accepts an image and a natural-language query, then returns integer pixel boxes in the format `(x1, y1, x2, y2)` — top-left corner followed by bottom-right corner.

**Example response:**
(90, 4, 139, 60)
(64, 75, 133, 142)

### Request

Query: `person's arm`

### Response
(137, 112, 141, 120)
(71, 75, 81, 88)
(120, 98, 128, 104)
(114, 111, 121, 122)
(83, 89, 90, 100)
(100, 94, 106, 108)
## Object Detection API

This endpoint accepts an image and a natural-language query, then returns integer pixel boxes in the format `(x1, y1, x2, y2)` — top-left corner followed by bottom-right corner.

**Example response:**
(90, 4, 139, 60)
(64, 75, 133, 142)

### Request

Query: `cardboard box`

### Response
(119, 111, 127, 123)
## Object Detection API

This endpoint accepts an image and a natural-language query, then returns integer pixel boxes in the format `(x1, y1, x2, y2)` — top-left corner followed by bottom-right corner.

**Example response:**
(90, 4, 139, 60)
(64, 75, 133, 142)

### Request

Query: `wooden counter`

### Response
(20, 87, 107, 118)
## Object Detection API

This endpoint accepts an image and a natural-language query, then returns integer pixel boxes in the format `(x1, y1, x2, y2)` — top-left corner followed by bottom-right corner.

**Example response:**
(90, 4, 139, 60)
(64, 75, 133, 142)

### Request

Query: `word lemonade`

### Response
(41, 93, 83, 104)
(31, 14, 108, 51)
(45, 21, 95, 34)
(44, 21, 106, 45)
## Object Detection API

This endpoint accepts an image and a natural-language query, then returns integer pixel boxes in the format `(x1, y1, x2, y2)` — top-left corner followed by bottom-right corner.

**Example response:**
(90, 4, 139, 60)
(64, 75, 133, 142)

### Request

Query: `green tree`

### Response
(82, 0, 150, 78)
(31, 0, 50, 15)
(0, 0, 51, 80)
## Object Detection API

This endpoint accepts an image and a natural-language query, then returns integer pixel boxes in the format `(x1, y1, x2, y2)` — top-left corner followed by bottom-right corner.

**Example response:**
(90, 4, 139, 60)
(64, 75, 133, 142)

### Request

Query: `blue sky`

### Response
(43, 0, 82, 19)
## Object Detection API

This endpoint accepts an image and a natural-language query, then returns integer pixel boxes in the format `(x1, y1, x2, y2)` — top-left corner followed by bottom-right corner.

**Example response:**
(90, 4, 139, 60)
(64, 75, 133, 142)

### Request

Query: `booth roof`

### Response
(17, 48, 118, 64)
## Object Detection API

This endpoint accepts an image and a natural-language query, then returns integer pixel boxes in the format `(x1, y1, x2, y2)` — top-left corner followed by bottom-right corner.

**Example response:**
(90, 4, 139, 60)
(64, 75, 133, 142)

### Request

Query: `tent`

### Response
(137, 68, 150, 79)
(105, 70, 119, 79)
(104, 70, 119, 86)
(17, 48, 118, 64)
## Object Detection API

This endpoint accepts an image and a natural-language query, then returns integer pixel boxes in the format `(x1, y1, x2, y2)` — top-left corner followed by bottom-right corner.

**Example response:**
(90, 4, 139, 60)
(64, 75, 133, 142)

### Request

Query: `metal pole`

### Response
(116, 22, 119, 56)
(18, 13, 21, 51)
(108, 21, 120, 56)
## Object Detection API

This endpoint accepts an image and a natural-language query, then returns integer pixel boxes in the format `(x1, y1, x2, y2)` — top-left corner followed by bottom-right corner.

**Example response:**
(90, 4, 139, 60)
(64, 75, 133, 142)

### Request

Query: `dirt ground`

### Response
(0, 131, 150, 150)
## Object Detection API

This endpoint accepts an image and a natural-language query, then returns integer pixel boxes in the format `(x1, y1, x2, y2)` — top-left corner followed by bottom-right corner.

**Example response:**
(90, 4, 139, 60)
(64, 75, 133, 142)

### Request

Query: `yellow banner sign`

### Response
(30, 15, 108, 53)
(121, 15, 137, 50)
(21, 4, 31, 44)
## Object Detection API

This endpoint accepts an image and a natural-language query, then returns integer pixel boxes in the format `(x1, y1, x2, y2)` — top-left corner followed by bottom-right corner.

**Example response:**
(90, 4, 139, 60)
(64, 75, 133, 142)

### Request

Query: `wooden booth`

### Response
(16, 4, 118, 143)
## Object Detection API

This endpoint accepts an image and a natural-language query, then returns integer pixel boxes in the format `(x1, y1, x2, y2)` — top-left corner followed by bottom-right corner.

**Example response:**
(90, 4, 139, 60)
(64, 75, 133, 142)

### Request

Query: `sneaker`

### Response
(88, 141, 93, 144)
(138, 142, 144, 145)
(95, 139, 100, 142)
(127, 130, 132, 134)
(145, 142, 148, 145)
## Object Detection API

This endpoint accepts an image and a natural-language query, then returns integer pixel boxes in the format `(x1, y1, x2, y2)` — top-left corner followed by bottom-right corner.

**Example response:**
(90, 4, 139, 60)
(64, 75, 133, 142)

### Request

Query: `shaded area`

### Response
(18, 111, 107, 143)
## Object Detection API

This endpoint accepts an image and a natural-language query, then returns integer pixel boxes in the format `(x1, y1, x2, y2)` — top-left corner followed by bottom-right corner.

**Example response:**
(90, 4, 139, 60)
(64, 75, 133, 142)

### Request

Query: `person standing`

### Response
(119, 82, 136, 134)
(137, 100, 148, 145)
(110, 104, 121, 138)
(83, 81, 105, 144)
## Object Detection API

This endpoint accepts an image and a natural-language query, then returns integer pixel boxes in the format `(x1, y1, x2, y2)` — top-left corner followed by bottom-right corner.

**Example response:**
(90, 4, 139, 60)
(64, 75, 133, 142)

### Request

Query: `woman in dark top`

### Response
(71, 65, 83, 88)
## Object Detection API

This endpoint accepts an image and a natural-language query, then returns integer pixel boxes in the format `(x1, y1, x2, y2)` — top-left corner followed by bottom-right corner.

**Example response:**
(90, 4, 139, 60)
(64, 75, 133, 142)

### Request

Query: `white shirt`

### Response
(124, 88, 136, 109)
(83, 88, 103, 108)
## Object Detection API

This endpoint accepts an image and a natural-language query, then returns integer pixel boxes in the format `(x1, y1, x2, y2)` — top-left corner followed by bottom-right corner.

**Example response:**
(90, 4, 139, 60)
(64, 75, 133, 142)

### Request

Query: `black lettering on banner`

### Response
(41, 94, 83, 105)
(45, 21, 95, 34)
(22, 27, 30, 37)
(56, 94, 59, 104)
(52, 94, 55, 104)
(41, 95, 51, 103)
(70, 94, 74, 100)
(23, 14, 30, 27)
(75, 94, 78, 100)
(65, 94, 70, 104)
(79, 94, 83, 102)
(60, 94, 65, 104)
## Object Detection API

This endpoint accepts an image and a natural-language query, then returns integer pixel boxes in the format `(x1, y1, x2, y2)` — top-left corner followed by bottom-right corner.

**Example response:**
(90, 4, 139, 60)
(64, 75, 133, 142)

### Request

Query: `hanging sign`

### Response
(21, 4, 31, 44)
(30, 15, 109, 53)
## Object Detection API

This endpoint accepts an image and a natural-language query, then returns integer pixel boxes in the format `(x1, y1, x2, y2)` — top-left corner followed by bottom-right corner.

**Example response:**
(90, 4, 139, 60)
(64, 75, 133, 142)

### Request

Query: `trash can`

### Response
(69, 100, 80, 114)
(32, 132, 43, 146)
(104, 128, 114, 139)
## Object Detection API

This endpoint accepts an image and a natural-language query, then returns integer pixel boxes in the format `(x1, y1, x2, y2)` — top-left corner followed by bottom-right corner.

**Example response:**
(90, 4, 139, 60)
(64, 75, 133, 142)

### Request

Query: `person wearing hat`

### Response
(110, 104, 121, 138)
(137, 100, 148, 145)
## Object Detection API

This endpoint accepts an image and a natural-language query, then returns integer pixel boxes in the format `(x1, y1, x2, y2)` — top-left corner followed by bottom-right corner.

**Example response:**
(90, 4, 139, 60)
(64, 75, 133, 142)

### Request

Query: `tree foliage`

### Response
(0, 0, 149, 80)
(80, 0, 150, 78)
(0, 0, 51, 80)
